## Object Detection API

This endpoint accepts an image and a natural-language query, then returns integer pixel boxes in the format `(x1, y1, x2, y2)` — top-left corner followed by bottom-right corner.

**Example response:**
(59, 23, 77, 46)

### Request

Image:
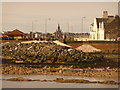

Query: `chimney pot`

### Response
(103, 11, 108, 18)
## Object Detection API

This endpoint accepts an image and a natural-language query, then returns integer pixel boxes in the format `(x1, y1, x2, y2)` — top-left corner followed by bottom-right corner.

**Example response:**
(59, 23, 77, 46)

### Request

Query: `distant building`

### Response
(54, 24, 63, 40)
(73, 33, 90, 41)
(28, 32, 33, 39)
(61, 32, 90, 41)
(34, 32, 42, 39)
(90, 11, 120, 40)
(4, 29, 25, 40)
(0, 32, 9, 40)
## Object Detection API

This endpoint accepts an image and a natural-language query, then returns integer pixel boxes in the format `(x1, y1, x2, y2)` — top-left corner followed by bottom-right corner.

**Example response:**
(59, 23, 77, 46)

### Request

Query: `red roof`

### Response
(5, 29, 24, 36)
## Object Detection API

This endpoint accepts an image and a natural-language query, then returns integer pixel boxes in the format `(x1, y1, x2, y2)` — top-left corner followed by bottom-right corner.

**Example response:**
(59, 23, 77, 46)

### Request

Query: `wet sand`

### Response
(2, 64, 118, 79)
(2, 77, 119, 85)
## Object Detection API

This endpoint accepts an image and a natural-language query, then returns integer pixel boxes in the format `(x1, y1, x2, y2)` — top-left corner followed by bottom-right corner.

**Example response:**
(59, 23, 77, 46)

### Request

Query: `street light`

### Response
(81, 17, 86, 33)
(67, 22, 70, 33)
(45, 18, 51, 40)
(32, 20, 38, 39)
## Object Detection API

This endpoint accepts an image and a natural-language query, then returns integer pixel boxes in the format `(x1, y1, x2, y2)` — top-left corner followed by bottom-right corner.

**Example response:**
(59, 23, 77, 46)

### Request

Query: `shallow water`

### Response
(1, 75, 119, 88)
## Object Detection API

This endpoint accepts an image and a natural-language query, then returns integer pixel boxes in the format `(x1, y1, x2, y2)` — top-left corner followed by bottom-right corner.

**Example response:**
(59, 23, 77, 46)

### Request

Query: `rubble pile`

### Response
(76, 44, 101, 53)
(2, 42, 103, 63)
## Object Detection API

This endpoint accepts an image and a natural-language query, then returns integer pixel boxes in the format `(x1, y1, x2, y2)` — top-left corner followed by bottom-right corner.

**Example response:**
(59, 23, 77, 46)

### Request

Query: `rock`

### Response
(2, 41, 105, 63)
(59, 70, 63, 73)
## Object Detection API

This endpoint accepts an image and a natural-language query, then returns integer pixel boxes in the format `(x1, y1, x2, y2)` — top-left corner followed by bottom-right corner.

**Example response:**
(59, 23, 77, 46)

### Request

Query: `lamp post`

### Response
(45, 18, 51, 40)
(67, 22, 70, 33)
(32, 21, 34, 39)
(32, 20, 38, 40)
(81, 17, 86, 33)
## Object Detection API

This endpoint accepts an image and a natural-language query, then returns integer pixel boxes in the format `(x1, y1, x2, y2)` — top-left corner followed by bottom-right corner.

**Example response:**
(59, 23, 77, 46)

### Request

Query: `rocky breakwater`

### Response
(2, 41, 104, 63)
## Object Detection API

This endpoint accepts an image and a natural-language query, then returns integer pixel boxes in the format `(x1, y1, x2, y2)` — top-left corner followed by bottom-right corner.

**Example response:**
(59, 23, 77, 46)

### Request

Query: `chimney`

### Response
(103, 11, 108, 18)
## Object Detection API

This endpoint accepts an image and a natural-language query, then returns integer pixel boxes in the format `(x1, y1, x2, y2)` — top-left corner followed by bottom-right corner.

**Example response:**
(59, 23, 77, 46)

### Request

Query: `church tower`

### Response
(54, 24, 63, 39)
(58, 24, 60, 30)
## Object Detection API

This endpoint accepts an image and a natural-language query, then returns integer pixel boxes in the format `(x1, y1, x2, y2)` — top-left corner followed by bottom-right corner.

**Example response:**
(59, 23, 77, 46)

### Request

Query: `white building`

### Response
(90, 11, 120, 41)
(90, 18, 105, 40)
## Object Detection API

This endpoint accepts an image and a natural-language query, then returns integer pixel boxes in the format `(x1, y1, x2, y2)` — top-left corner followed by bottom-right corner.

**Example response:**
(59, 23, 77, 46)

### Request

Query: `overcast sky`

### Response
(2, 2, 118, 33)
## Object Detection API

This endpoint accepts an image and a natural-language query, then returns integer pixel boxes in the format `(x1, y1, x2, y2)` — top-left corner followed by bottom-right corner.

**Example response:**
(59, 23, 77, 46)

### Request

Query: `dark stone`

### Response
(2, 41, 104, 63)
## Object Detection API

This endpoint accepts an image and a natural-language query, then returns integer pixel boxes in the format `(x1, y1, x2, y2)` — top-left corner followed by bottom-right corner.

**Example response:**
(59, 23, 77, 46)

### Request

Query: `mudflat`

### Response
(2, 64, 118, 79)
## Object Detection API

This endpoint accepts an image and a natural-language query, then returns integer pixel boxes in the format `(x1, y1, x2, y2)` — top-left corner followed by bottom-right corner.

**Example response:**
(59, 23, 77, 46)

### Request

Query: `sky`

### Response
(1, 2, 118, 33)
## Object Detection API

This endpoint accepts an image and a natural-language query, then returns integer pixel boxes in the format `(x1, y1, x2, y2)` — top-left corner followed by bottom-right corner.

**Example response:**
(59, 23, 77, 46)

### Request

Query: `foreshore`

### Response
(2, 64, 118, 79)
(1, 40, 119, 80)
(3, 77, 120, 85)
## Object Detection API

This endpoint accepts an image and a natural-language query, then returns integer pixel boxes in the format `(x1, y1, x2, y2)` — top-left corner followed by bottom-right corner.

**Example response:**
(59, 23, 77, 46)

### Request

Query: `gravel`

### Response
(76, 44, 101, 52)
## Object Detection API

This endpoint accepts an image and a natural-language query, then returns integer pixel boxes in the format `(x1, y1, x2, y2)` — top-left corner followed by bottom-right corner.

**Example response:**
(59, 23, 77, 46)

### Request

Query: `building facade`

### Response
(54, 24, 63, 40)
(4, 29, 25, 40)
(90, 11, 120, 41)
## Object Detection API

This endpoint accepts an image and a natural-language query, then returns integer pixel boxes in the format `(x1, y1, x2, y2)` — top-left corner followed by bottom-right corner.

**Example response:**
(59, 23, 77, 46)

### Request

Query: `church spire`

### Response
(58, 24, 60, 30)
